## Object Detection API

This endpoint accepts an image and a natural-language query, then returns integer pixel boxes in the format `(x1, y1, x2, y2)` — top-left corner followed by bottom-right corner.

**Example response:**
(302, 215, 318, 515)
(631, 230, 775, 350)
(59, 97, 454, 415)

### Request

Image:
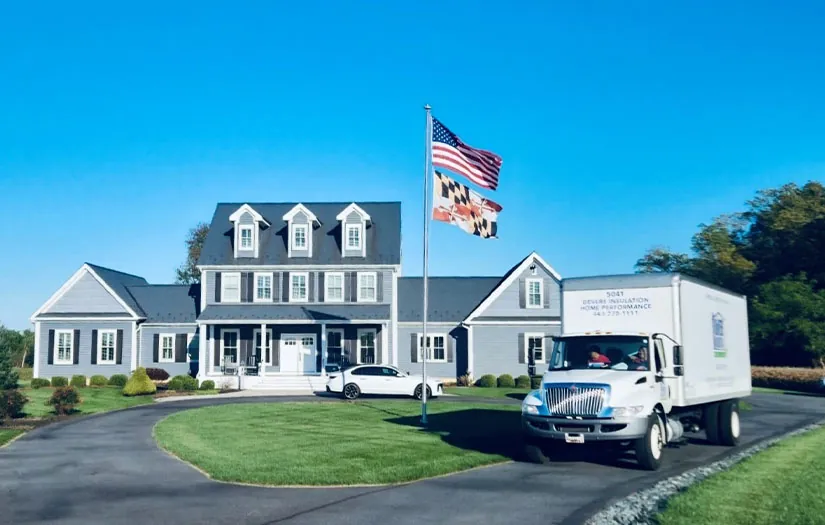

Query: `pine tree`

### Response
(0, 342, 19, 390)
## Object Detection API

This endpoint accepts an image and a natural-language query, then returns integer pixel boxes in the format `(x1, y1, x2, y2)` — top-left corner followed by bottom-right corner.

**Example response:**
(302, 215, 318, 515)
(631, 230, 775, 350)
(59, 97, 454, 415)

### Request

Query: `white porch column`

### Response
(197, 323, 207, 380)
(208, 325, 214, 375)
(381, 323, 389, 365)
(467, 324, 475, 380)
(33, 321, 41, 379)
(260, 323, 267, 375)
(321, 323, 328, 374)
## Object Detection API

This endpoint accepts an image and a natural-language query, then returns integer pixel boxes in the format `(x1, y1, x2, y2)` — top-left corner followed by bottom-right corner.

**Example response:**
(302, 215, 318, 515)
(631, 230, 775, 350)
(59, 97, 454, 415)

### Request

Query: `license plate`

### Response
(565, 433, 585, 444)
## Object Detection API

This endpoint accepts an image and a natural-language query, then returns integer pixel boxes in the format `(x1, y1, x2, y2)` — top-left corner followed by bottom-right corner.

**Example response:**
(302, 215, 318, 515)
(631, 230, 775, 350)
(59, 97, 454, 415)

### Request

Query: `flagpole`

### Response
(421, 104, 432, 426)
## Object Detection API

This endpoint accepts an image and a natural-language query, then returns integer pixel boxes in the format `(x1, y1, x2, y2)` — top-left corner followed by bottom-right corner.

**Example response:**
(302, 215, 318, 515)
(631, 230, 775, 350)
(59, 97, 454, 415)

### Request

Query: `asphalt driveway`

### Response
(1, 393, 823, 525)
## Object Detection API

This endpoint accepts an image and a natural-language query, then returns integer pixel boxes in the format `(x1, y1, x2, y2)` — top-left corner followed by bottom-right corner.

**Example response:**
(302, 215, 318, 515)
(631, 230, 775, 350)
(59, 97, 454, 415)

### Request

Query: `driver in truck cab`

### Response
(629, 346, 649, 371)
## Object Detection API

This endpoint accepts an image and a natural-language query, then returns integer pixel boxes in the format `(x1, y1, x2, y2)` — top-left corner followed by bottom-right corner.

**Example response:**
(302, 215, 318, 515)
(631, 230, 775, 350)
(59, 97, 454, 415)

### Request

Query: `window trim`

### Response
(326, 328, 345, 363)
(289, 271, 309, 303)
(54, 329, 74, 365)
(356, 328, 377, 365)
(221, 272, 241, 303)
(357, 272, 378, 302)
(417, 332, 447, 363)
(253, 272, 273, 303)
(345, 223, 363, 252)
(222, 328, 240, 366)
(159, 333, 176, 363)
(291, 223, 308, 251)
(524, 332, 546, 364)
(239, 225, 254, 250)
(98, 329, 117, 364)
(525, 278, 544, 309)
(253, 328, 274, 366)
(324, 272, 345, 303)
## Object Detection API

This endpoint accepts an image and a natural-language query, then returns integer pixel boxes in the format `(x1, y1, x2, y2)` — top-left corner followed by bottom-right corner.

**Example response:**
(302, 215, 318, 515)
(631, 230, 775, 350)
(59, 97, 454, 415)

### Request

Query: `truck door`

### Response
(653, 338, 673, 411)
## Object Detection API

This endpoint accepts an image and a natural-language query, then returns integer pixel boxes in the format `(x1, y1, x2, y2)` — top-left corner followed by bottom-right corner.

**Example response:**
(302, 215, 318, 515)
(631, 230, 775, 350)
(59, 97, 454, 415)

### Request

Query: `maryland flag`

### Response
(433, 171, 502, 239)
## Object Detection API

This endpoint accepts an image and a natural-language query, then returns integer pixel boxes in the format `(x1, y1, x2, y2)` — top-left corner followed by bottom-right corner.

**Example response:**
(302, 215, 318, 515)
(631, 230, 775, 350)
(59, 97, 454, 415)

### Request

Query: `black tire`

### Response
(634, 414, 664, 471)
(414, 384, 432, 400)
(717, 399, 741, 446)
(704, 402, 721, 444)
(343, 383, 361, 400)
(523, 436, 552, 465)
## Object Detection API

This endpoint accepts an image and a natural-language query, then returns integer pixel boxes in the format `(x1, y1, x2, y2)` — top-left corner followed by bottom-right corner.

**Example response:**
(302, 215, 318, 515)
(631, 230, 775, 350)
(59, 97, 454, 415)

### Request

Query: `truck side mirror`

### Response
(673, 345, 683, 366)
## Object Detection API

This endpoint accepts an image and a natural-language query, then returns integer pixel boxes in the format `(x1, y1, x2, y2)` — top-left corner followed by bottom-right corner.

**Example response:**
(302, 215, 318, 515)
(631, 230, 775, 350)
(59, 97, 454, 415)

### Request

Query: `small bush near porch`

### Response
(154, 401, 521, 486)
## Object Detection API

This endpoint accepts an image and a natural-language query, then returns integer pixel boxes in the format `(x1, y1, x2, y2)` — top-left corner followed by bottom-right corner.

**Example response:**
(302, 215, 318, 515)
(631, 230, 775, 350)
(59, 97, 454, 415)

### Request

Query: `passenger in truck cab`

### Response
(629, 347, 649, 371)
(588, 346, 611, 366)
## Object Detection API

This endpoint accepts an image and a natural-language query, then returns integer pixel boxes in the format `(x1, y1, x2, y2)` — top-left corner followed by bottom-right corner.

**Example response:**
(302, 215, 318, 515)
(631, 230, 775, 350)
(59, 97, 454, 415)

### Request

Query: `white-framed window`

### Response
(254, 272, 272, 302)
(253, 329, 273, 366)
(326, 328, 344, 365)
(98, 330, 116, 364)
(417, 333, 447, 363)
(325, 272, 344, 302)
(525, 333, 545, 363)
(55, 330, 74, 364)
(239, 225, 254, 250)
(159, 334, 175, 363)
(345, 224, 362, 251)
(222, 329, 239, 366)
(526, 278, 543, 308)
(221, 272, 241, 303)
(357, 272, 377, 302)
(290, 272, 309, 302)
(292, 224, 308, 250)
(357, 329, 377, 364)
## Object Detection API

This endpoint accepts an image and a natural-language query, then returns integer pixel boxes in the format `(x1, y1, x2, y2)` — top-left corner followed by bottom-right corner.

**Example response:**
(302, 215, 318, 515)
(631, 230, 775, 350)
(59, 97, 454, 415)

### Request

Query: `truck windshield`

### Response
(548, 336, 651, 371)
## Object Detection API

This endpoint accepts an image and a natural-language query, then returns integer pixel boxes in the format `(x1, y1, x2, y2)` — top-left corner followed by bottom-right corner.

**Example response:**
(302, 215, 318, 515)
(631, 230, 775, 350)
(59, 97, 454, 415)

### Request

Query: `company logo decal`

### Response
(712, 313, 726, 358)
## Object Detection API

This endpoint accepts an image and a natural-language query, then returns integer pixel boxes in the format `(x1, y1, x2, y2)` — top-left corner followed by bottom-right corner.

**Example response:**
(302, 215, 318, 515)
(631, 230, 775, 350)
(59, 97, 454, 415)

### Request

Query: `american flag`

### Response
(431, 117, 502, 191)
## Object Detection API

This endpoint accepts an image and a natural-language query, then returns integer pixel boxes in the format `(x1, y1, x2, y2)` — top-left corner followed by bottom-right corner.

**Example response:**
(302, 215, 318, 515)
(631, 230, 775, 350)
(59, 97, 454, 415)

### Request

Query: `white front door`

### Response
(280, 334, 316, 374)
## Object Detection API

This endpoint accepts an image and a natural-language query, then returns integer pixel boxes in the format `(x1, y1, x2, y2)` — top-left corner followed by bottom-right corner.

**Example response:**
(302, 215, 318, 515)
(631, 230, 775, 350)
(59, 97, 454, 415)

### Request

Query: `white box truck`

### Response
(521, 273, 751, 470)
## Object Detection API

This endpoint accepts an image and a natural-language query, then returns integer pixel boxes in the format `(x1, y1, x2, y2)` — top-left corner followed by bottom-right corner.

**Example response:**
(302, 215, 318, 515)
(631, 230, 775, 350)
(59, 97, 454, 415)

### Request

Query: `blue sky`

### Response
(2, 1, 824, 329)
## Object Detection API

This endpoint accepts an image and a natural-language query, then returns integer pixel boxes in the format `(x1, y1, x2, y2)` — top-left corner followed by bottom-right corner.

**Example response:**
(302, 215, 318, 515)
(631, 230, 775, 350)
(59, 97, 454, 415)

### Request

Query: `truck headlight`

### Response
(612, 405, 645, 417)
(522, 390, 543, 415)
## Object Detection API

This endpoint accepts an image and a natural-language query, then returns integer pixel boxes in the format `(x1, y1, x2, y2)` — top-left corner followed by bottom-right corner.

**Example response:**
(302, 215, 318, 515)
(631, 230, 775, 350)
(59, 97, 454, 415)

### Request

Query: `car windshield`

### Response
(548, 335, 651, 372)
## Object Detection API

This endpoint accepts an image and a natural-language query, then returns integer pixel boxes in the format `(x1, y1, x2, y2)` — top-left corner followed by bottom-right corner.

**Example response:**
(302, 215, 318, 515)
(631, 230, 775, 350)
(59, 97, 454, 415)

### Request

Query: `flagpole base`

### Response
(421, 403, 428, 426)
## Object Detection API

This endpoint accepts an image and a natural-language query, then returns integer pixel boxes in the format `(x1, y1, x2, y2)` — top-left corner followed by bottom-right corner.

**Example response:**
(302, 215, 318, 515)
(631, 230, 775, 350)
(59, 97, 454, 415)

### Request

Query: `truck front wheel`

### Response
(523, 436, 553, 464)
(717, 399, 741, 446)
(634, 414, 664, 471)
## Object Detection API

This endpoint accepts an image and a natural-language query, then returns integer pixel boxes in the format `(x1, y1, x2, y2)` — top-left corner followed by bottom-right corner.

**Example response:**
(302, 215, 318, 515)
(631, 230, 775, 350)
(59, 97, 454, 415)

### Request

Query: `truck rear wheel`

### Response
(717, 399, 741, 446)
(704, 402, 721, 445)
(523, 436, 553, 464)
(634, 414, 664, 471)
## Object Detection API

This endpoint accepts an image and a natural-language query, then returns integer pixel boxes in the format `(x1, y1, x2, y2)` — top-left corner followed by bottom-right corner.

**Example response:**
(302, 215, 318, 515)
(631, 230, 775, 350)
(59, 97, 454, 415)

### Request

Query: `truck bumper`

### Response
(522, 414, 648, 442)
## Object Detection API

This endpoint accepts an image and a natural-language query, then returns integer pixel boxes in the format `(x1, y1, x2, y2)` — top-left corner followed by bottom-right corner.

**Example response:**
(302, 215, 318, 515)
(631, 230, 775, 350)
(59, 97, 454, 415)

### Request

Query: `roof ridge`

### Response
(215, 201, 402, 206)
(85, 262, 147, 281)
(127, 284, 192, 288)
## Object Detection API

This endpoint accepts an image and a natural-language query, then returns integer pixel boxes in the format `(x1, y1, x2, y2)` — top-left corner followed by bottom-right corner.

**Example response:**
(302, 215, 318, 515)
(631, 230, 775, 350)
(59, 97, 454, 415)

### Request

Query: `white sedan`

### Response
(326, 364, 443, 400)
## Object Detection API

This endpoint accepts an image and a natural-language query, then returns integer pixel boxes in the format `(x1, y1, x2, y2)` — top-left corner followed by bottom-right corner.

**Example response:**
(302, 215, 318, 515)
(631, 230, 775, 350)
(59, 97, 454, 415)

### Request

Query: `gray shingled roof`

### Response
(126, 285, 200, 323)
(197, 202, 401, 266)
(86, 263, 148, 317)
(397, 277, 502, 322)
(198, 304, 391, 321)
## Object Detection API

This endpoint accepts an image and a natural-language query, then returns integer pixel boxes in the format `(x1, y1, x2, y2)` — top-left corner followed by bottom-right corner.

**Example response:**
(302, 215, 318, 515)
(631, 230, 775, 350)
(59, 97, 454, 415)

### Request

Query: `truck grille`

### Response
(545, 386, 607, 417)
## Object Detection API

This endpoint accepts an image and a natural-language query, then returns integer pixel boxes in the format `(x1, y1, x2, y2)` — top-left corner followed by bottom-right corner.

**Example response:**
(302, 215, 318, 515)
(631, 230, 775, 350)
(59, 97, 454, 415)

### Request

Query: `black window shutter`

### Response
(518, 333, 526, 364)
(240, 272, 249, 302)
(116, 329, 124, 364)
(377, 273, 384, 302)
(247, 272, 254, 302)
(410, 333, 418, 363)
(47, 329, 55, 365)
(282, 272, 290, 302)
(153, 334, 159, 362)
(91, 330, 98, 364)
(518, 278, 526, 308)
(318, 273, 325, 302)
(308, 272, 316, 302)
(175, 334, 187, 362)
(447, 335, 454, 363)
(215, 273, 222, 302)
(73, 330, 80, 364)
(273, 272, 281, 303)
(349, 272, 357, 302)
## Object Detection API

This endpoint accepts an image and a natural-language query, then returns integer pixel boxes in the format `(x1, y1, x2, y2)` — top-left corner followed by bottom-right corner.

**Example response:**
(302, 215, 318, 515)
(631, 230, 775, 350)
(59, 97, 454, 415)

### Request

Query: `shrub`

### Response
(476, 374, 497, 388)
(199, 380, 216, 391)
(497, 374, 516, 388)
(48, 386, 80, 415)
(530, 376, 543, 389)
(50, 376, 68, 387)
(70, 375, 87, 388)
(515, 375, 531, 389)
(108, 374, 128, 387)
(0, 389, 28, 420)
(145, 368, 170, 381)
(30, 378, 51, 389)
(168, 375, 198, 391)
(89, 375, 108, 387)
(751, 366, 824, 394)
(16, 367, 33, 382)
(122, 368, 157, 396)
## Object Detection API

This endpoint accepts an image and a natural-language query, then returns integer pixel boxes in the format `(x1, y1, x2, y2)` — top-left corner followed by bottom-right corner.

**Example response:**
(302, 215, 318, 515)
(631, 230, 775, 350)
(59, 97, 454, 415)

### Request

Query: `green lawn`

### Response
(155, 401, 521, 486)
(445, 387, 529, 400)
(753, 386, 823, 397)
(657, 426, 825, 525)
(22, 386, 153, 418)
(0, 429, 25, 447)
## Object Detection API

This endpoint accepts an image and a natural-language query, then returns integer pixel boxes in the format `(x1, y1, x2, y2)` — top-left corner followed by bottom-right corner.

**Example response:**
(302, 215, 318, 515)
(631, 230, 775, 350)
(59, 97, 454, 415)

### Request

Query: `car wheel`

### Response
(343, 383, 361, 400)
(414, 384, 432, 400)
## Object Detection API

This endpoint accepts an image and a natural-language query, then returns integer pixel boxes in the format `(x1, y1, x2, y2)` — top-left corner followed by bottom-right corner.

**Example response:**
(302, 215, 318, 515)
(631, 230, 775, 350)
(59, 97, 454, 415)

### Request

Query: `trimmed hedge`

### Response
(146, 368, 170, 381)
(199, 380, 216, 391)
(752, 366, 824, 394)
(70, 375, 87, 388)
(476, 374, 497, 388)
(123, 368, 157, 396)
(48, 386, 80, 415)
(497, 374, 515, 388)
(515, 375, 531, 389)
(0, 389, 28, 419)
(89, 375, 108, 387)
(50, 376, 68, 387)
(108, 374, 128, 387)
(531, 376, 543, 389)
(168, 375, 198, 392)
(30, 378, 51, 389)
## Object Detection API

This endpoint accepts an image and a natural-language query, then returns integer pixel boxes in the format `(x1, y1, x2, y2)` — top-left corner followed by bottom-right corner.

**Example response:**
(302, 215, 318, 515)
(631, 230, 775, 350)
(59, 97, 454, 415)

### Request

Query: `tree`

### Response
(19, 330, 34, 368)
(687, 215, 756, 294)
(0, 325, 20, 389)
(175, 222, 210, 284)
(634, 246, 691, 273)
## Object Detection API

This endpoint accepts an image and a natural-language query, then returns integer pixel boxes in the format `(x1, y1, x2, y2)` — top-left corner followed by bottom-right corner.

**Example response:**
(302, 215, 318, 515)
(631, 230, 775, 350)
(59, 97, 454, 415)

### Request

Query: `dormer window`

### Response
(337, 203, 370, 258)
(239, 226, 253, 250)
(282, 204, 319, 258)
(229, 204, 270, 259)
(292, 224, 308, 250)
(346, 224, 362, 250)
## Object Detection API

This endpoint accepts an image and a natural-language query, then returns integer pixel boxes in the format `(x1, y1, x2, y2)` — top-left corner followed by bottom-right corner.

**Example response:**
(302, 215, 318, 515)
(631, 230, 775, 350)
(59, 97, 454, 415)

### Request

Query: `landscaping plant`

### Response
(476, 374, 497, 388)
(89, 375, 108, 387)
(70, 375, 87, 388)
(0, 342, 19, 390)
(168, 375, 198, 391)
(751, 366, 825, 393)
(107, 374, 128, 387)
(122, 368, 157, 396)
(497, 374, 515, 388)
(0, 389, 27, 420)
(515, 375, 531, 389)
(30, 378, 51, 389)
(50, 376, 68, 387)
(199, 380, 215, 391)
(48, 386, 80, 415)
(145, 368, 170, 381)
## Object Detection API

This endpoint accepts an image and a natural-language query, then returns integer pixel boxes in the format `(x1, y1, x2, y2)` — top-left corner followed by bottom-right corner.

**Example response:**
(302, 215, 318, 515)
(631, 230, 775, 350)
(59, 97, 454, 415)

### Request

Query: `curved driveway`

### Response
(1, 393, 823, 525)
